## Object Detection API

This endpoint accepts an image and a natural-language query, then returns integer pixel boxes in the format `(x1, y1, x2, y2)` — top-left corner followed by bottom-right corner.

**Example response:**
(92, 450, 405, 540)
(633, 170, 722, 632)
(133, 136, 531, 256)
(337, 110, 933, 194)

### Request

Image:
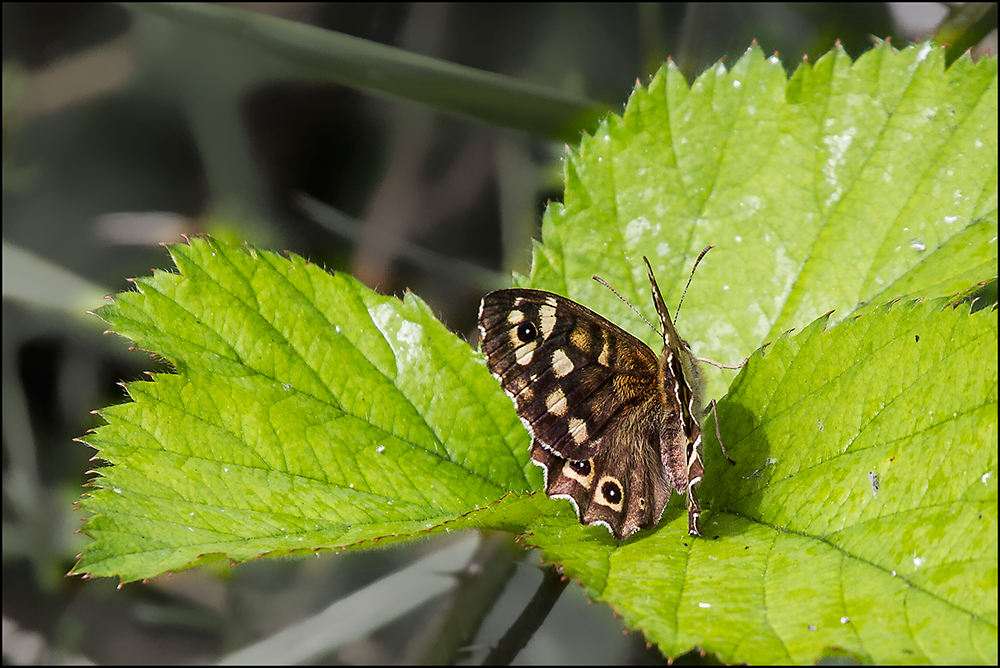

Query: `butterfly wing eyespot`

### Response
(516, 321, 538, 342)
(597, 476, 623, 508)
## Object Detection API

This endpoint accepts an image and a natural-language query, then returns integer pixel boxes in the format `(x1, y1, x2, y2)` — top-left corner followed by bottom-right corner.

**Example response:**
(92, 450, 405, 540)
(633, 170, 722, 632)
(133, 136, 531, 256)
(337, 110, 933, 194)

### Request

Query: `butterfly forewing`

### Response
(479, 290, 659, 461)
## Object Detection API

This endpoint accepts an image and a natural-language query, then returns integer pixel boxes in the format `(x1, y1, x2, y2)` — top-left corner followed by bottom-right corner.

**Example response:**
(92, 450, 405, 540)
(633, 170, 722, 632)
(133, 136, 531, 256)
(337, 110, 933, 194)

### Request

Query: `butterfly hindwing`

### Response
(530, 397, 672, 539)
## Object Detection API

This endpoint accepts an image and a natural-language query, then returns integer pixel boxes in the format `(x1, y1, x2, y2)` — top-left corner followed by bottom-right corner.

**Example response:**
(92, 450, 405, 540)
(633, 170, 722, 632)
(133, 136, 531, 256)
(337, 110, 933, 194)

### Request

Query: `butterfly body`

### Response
(479, 258, 707, 540)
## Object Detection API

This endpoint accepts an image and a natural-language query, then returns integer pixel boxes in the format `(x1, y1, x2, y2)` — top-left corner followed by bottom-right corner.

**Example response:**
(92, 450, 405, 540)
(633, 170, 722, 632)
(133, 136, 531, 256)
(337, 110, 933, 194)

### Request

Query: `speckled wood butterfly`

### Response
(479, 252, 731, 540)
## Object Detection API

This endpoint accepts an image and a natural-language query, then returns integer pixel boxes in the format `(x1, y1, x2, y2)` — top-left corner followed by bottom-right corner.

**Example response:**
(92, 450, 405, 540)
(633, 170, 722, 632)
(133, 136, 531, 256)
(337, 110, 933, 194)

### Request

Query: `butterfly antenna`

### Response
(674, 245, 714, 322)
(592, 276, 660, 335)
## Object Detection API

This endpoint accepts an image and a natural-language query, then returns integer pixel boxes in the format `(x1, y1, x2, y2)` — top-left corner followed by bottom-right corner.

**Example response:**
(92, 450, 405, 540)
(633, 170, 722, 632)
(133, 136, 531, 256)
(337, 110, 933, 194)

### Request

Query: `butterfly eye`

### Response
(601, 479, 622, 504)
(569, 460, 591, 476)
(516, 321, 538, 342)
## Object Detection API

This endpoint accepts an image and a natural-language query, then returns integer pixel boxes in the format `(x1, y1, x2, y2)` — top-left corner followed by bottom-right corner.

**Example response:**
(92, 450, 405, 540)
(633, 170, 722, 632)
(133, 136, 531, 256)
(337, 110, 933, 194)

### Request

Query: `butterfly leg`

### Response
(695, 355, 748, 370)
(707, 399, 736, 465)
(687, 498, 702, 536)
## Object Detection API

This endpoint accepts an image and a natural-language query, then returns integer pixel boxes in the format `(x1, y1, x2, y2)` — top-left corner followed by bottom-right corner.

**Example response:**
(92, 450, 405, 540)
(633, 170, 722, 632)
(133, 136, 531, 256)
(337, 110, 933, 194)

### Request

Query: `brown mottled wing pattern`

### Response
(480, 289, 666, 539)
(528, 402, 673, 540)
(478, 257, 707, 540)
(479, 290, 658, 461)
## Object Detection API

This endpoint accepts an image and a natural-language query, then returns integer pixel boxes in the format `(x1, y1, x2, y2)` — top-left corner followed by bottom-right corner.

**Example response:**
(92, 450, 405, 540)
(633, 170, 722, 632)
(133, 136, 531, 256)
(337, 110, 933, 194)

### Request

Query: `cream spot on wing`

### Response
(507, 309, 525, 325)
(546, 387, 568, 417)
(562, 459, 594, 487)
(598, 340, 611, 366)
(515, 340, 537, 366)
(568, 417, 589, 444)
(552, 348, 574, 378)
(538, 300, 557, 337)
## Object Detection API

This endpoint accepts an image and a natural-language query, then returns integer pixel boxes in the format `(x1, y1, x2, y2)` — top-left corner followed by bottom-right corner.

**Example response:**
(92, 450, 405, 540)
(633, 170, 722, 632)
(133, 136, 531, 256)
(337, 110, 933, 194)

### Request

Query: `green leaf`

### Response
(524, 299, 997, 664)
(514, 41, 997, 663)
(76, 40, 997, 663)
(75, 237, 547, 581)
(520, 41, 996, 402)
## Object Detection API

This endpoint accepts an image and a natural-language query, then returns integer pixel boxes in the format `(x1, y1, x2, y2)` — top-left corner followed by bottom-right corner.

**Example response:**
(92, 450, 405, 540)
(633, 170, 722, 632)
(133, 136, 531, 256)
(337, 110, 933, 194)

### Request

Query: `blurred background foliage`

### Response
(2, 3, 995, 664)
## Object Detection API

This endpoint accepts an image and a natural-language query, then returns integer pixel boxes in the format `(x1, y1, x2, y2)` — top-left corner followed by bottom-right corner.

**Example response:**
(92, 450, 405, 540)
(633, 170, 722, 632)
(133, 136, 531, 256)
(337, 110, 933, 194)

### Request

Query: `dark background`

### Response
(3, 3, 994, 663)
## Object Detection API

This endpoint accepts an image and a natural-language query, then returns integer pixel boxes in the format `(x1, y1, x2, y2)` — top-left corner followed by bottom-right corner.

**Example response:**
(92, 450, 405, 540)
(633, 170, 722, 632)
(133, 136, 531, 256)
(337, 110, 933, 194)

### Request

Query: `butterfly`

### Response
(478, 252, 731, 539)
